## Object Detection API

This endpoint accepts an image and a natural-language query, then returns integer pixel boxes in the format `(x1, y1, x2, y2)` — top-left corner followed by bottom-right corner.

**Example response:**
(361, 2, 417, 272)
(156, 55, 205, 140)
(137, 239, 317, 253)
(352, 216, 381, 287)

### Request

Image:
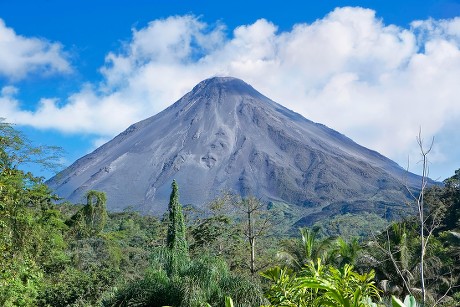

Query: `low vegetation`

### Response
(1, 121, 459, 306)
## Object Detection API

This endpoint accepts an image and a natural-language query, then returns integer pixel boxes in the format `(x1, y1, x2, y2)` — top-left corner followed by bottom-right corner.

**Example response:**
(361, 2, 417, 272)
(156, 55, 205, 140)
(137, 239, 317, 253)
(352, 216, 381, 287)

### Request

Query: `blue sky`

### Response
(1, 0, 460, 181)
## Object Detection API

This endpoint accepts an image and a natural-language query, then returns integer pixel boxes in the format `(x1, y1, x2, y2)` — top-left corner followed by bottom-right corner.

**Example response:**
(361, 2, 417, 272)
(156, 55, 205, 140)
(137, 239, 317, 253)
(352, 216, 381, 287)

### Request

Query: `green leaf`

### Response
(353, 287, 362, 307)
(403, 295, 418, 307)
(225, 296, 234, 307)
(391, 295, 406, 307)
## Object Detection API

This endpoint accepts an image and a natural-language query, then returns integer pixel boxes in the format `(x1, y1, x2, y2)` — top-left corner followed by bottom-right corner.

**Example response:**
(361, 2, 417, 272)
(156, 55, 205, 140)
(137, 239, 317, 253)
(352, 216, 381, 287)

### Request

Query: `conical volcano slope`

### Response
(47, 77, 421, 221)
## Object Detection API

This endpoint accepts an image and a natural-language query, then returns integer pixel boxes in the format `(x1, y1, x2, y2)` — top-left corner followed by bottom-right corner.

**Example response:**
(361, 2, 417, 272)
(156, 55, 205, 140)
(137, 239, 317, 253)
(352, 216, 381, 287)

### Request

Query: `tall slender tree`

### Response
(166, 180, 188, 256)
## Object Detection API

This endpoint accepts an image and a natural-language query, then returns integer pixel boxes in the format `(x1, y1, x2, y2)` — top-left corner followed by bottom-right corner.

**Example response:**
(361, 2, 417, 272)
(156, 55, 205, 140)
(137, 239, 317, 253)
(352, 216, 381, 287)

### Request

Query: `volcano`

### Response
(47, 77, 421, 223)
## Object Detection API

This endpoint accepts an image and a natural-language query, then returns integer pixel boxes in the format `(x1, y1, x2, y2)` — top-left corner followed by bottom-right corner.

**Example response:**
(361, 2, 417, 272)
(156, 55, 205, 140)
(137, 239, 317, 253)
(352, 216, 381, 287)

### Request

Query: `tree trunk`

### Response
(416, 131, 431, 306)
(248, 209, 255, 274)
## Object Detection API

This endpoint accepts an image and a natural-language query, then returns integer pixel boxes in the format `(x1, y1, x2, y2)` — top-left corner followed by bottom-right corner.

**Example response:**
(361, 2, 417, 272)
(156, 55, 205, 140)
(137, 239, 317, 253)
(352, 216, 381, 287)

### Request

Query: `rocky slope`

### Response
(47, 77, 422, 223)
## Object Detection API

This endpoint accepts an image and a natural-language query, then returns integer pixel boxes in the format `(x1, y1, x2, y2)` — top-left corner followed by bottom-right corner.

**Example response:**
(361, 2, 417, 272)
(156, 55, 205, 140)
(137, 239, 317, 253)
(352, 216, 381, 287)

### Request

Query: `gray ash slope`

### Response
(47, 77, 421, 223)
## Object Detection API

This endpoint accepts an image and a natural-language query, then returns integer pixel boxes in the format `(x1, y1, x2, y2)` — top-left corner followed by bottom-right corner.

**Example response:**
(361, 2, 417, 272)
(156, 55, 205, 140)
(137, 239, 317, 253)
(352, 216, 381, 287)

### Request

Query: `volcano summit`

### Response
(47, 77, 421, 223)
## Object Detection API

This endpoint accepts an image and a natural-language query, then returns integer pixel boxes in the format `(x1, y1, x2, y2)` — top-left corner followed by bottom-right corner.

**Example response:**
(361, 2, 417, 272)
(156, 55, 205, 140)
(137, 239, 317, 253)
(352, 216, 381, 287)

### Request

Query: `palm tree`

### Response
(334, 237, 362, 268)
(365, 221, 445, 304)
(277, 227, 337, 270)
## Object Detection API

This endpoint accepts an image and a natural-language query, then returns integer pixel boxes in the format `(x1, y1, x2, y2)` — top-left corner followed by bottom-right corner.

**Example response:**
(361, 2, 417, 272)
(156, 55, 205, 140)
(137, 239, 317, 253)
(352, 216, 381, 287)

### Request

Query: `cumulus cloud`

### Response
(4, 8, 460, 178)
(0, 19, 71, 80)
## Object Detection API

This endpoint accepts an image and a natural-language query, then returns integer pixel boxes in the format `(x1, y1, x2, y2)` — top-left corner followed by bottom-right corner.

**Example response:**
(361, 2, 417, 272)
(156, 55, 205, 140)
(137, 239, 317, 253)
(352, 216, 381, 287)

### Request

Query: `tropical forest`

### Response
(1, 120, 459, 307)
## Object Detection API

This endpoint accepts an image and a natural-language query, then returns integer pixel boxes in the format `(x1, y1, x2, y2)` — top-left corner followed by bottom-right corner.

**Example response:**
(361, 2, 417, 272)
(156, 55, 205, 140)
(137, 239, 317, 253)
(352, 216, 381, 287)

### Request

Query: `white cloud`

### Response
(0, 19, 71, 80)
(1, 85, 18, 96)
(4, 8, 460, 178)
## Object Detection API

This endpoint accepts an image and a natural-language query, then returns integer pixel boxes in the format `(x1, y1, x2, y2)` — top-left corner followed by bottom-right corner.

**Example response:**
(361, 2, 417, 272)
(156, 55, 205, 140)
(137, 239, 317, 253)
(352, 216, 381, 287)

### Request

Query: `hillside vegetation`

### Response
(1, 121, 459, 306)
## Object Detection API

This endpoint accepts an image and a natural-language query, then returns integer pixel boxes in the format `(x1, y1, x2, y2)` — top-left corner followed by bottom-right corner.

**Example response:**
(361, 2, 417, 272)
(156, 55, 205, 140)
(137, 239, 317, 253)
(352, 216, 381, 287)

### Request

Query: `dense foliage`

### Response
(1, 121, 459, 306)
(261, 260, 380, 307)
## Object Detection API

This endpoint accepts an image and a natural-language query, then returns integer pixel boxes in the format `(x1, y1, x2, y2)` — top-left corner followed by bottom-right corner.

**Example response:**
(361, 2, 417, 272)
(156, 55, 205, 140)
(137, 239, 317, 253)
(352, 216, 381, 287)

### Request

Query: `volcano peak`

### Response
(47, 77, 422, 224)
(189, 76, 262, 98)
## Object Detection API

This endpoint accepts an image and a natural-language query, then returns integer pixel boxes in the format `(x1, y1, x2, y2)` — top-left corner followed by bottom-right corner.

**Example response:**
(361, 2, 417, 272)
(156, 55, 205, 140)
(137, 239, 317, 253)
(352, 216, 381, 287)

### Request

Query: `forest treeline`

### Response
(1, 121, 459, 306)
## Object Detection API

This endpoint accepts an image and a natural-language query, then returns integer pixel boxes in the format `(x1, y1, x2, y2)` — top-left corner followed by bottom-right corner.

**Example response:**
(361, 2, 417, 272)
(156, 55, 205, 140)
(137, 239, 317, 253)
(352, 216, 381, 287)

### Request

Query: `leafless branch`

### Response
(433, 272, 457, 307)
(369, 230, 413, 296)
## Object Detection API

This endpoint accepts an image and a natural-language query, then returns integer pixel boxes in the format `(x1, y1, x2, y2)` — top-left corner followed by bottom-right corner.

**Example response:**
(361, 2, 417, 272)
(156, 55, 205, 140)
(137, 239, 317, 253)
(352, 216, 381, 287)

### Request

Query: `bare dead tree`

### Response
(409, 130, 434, 306)
(369, 130, 441, 305)
(234, 196, 272, 274)
(366, 130, 460, 306)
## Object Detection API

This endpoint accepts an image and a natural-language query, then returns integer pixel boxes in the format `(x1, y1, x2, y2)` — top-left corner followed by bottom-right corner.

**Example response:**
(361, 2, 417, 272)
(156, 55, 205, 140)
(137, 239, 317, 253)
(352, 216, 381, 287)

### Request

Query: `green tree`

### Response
(334, 237, 362, 268)
(39, 202, 164, 306)
(0, 120, 66, 306)
(277, 227, 337, 271)
(166, 180, 188, 256)
(427, 169, 460, 233)
(107, 184, 267, 307)
(189, 192, 248, 272)
(0, 120, 62, 172)
(67, 190, 108, 238)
